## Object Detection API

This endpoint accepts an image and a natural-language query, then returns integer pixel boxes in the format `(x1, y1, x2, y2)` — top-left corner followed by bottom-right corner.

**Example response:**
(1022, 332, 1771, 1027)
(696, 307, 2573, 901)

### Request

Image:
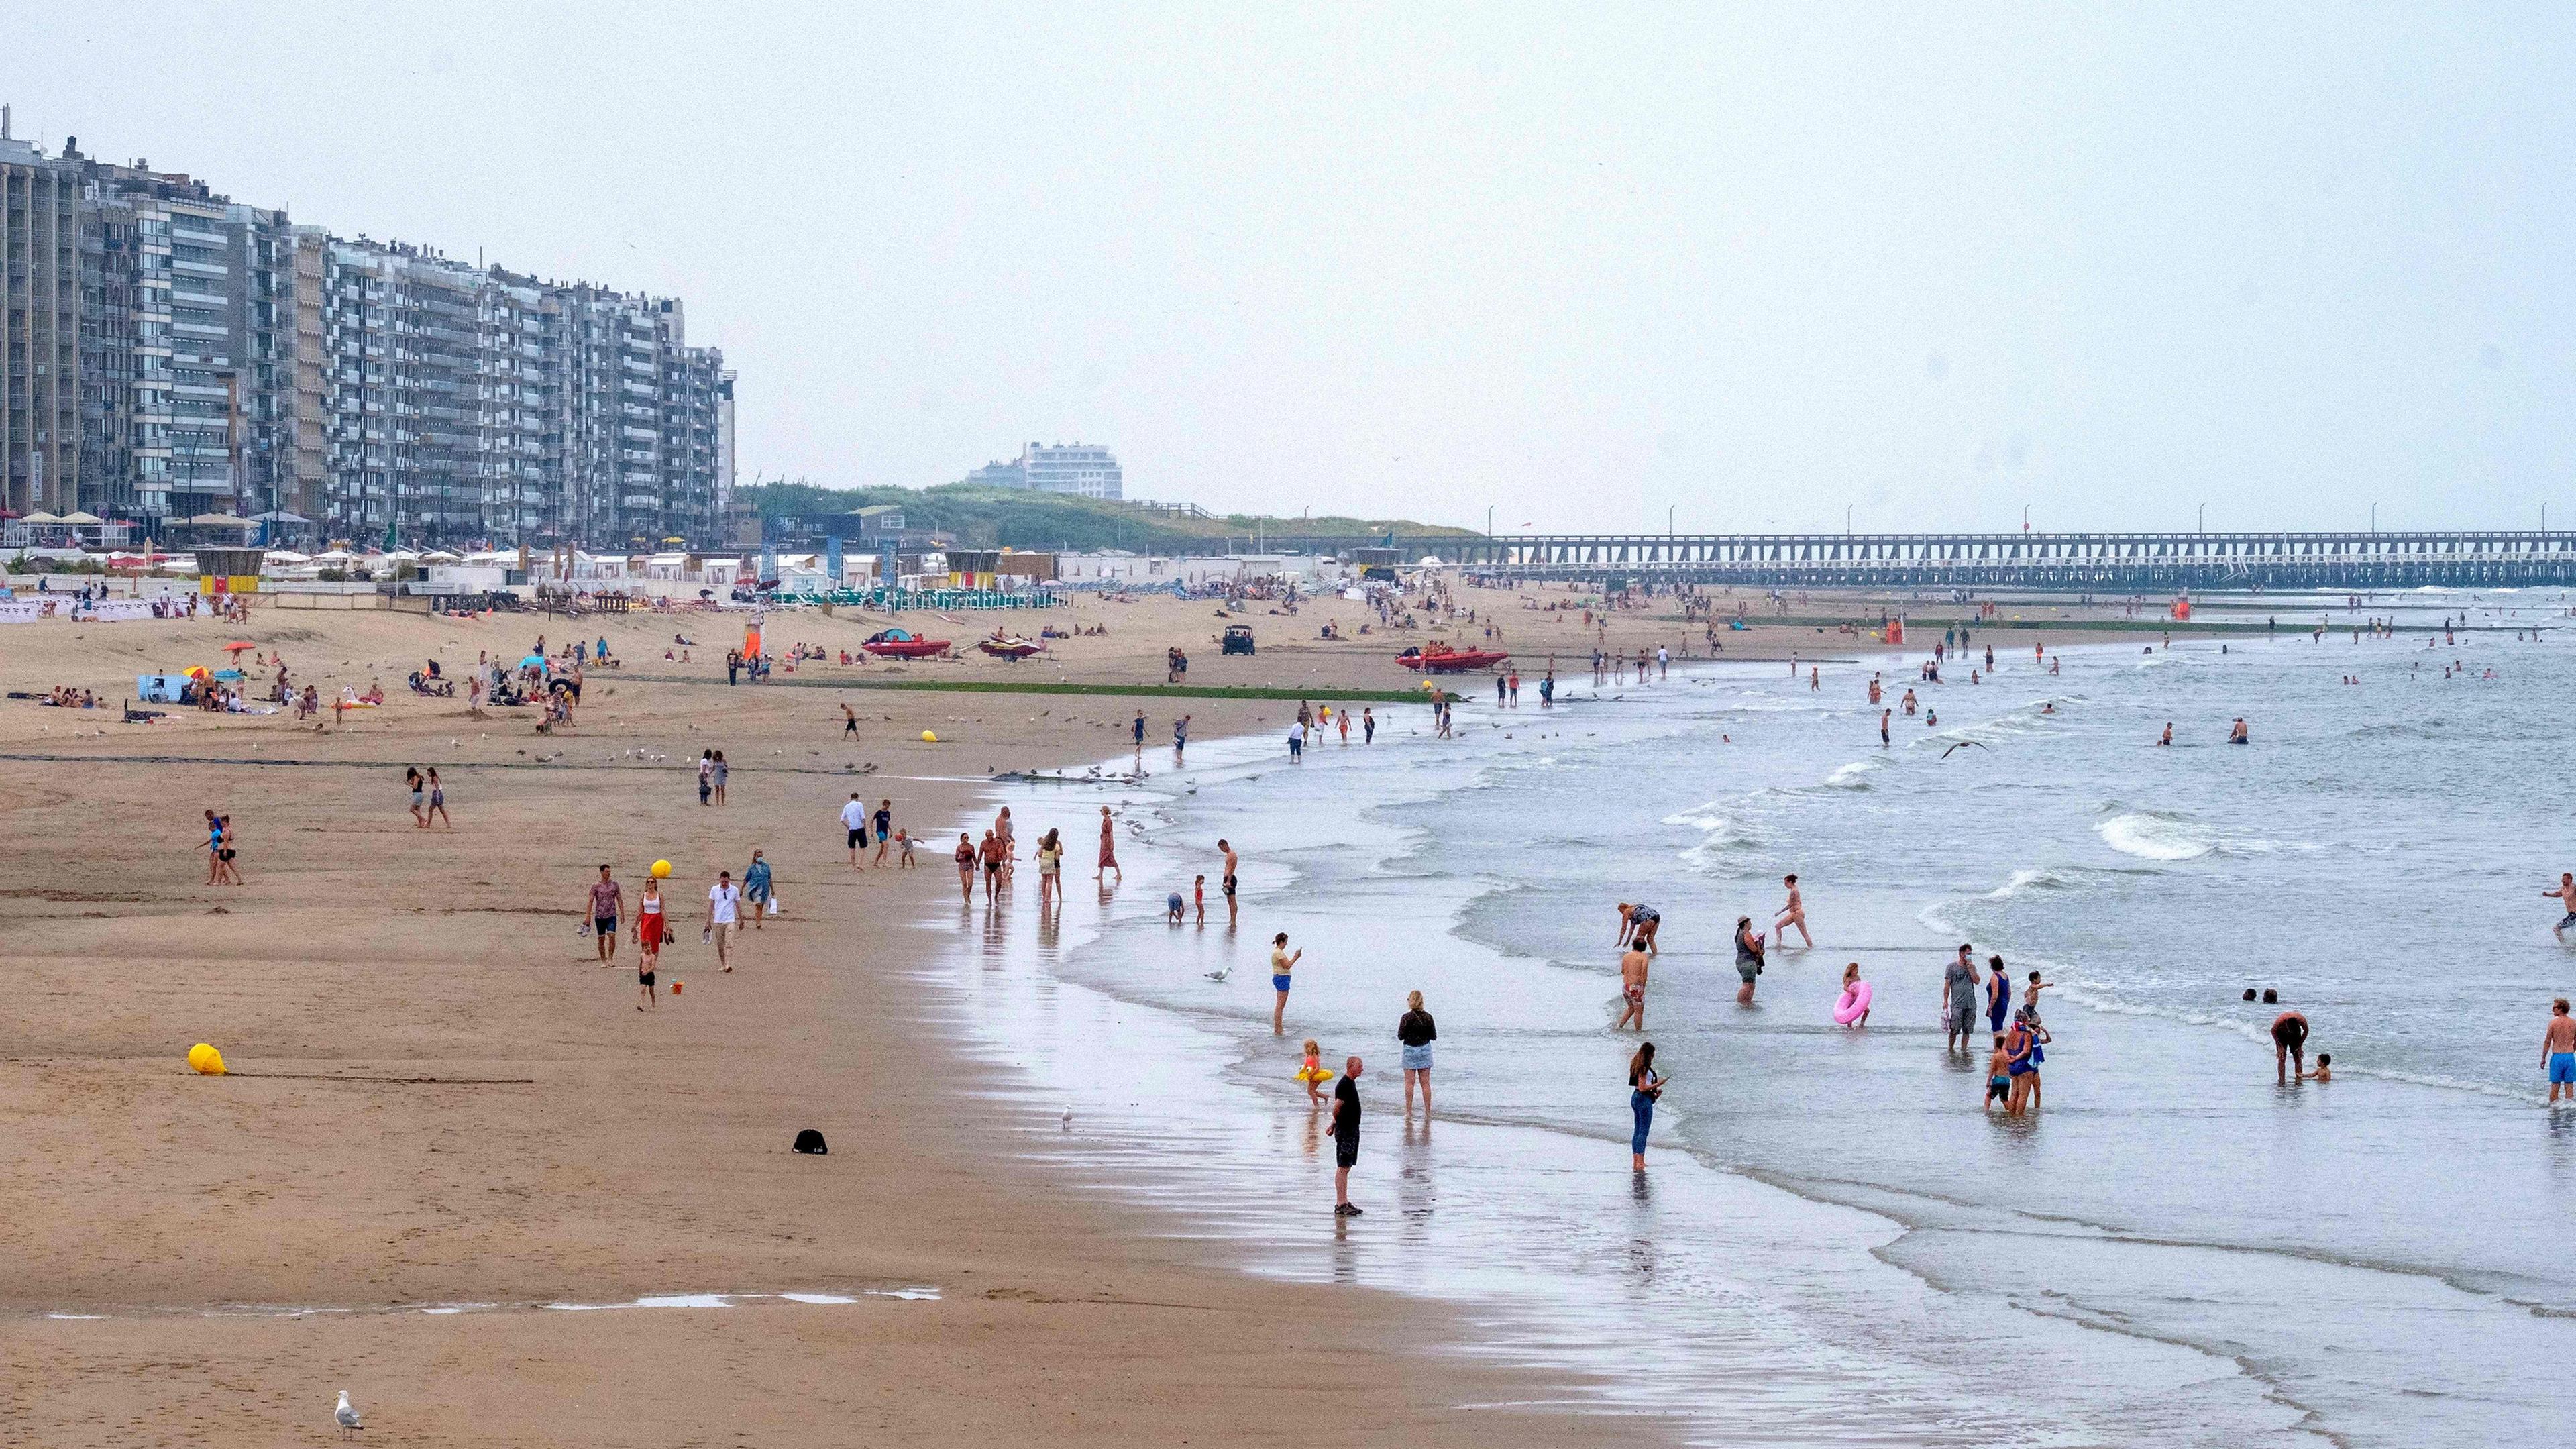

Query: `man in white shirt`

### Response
(840, 792, 869, 869)
(708, 869, 743, 971)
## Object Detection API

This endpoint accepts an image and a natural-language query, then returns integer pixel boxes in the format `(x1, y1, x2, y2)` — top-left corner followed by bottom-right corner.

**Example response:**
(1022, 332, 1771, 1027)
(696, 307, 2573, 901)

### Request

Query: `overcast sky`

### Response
(17, 3, 2574, 533)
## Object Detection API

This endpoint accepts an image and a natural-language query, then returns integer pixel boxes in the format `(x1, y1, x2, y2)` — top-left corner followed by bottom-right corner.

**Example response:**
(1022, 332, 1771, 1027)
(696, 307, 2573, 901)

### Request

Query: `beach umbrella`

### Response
(519, 654, 545, 668)
(182, 665, 212, 680)
(223, 640, 256, 657)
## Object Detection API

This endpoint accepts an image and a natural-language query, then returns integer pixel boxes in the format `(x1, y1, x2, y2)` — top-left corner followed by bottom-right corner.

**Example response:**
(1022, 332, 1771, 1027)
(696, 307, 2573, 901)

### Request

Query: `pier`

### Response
(1258, 531, 2576, 590)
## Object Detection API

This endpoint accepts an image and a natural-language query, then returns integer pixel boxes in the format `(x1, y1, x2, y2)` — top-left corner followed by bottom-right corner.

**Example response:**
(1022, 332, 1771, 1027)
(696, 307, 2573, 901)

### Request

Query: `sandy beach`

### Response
(2, 580, 1939, 1447)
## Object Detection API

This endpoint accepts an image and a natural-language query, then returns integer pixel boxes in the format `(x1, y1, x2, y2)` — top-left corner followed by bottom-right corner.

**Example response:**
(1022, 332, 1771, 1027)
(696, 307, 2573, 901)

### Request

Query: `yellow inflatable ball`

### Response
(920, 729, 938, 743)
(186, 1042, 226, 1075)
(651, 859, 672, 879)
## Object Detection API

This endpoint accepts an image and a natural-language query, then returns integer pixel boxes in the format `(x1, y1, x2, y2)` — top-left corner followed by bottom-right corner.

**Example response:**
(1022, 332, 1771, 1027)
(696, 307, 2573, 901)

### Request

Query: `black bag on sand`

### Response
(792, 1128, 828, 1155)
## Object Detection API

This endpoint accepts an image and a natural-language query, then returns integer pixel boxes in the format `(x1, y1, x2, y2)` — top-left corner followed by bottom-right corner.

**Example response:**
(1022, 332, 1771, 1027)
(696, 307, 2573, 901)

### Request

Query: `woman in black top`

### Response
(1734, 915, 1766, 1004)
(1629, 1041, 1664, 1170)
(1397, 990, 1437, 1117)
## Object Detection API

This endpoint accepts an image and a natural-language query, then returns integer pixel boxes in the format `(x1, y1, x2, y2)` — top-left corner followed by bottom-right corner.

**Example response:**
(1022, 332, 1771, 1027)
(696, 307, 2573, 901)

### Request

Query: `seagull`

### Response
(1203, 967, 1231, 982)
(1941, 740, 1989, 758)
(335, 1389, 363, 1436)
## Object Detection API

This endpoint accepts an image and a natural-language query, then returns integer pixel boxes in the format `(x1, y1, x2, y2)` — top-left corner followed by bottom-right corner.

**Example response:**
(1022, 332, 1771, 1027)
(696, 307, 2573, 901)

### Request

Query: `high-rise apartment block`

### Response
(0, 114, 734, 546)
(959, 441, 1123, 500)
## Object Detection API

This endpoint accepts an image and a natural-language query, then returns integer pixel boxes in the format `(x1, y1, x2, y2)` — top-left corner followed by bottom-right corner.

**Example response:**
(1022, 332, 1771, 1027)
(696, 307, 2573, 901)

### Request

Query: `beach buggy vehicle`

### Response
(861, 627, 951, 659)
(1221, 624, 1256, 656)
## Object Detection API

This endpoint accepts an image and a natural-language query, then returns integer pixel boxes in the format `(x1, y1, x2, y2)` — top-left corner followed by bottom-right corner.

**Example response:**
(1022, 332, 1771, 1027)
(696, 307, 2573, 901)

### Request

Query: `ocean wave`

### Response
(1825, 757, 1884, 789)
(2050, 982, 2532, 1102)
(2094, 809, 2289, 863)
(1987, 867, 2076, 900)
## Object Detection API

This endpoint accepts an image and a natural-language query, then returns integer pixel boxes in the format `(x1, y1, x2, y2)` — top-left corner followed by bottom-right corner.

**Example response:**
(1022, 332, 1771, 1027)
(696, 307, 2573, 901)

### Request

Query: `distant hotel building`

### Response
(0, 109, 734, 546)
(961, 441, 1122, 500)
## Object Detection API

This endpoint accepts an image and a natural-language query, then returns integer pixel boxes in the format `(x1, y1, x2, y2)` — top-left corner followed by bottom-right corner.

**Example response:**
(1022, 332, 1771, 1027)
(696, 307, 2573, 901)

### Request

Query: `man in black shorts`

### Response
(1329, 1055, 1364, 1217)
(2272, 1010, 2308, 1083)
(1218, 838, 1240, 924)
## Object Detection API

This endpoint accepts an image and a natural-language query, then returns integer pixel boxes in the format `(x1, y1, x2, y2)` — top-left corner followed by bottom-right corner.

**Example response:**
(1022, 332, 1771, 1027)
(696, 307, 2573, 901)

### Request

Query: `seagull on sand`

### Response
(335, 1389, 363, 1436)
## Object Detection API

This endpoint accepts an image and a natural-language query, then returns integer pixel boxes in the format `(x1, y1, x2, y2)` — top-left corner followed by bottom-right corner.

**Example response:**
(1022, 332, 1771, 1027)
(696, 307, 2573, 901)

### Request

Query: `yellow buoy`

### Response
(920, 729, 938, 743)
(186, 1042, 226, 1075)
(651, 859, 672, 878)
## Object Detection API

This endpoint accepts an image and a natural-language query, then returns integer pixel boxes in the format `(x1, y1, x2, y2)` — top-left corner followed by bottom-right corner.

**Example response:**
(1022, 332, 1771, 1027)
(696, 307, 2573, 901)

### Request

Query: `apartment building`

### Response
(1, 117, 78, 517)
(1, 115, 734, 547)
(959, 441, 1124, 500)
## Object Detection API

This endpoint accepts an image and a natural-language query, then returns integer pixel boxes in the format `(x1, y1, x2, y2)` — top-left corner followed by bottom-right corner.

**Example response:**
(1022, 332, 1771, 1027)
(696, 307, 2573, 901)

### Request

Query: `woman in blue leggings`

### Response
(1629, 1041, 1664, 1171)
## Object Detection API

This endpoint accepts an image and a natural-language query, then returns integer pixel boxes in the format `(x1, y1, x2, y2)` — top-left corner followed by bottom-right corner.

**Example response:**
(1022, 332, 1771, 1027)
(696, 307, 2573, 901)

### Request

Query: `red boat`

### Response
(861, 627, 950, 659)
(1396, 642, 1510, 673)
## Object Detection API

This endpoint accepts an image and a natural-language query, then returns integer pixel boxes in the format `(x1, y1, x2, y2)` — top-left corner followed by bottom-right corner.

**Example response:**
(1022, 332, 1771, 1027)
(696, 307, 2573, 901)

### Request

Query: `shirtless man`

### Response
(2158, 722, 2172, 745)
(1218, 838, 1241, 924)
(1774, 873, 1812, 949)
(1617, 902, 1661, 955)
(2272, 1010, 2309, 1083)
(2229, 717, 2250, 745)
(1616, 938, 1650, 1030)
(2544, 872, 2576, 940)
(1880, 708, 1891, 748)
(2548, 999, 2576, 1104)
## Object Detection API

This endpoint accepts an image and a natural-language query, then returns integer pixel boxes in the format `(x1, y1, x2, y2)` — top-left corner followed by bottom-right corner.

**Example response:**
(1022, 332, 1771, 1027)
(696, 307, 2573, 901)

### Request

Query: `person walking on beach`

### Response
(953, 832, 977, 903)
(1398, 991, 1436, 1116)
(1774, 873, 1811, 948)
(1270, 932, 1302, 1034)
(1880, 709, 1891, 748)
(711, 751, 729, 806)
(587, 865, 623, 963)
(1035, 827, 1065, 907)
(698, 750, 714, 806)
(2548, 999, 2576, 1104)
(1362, 706, 1375, 743)
(1132, 710, 1146, 755)
(1617, 936, 1650, 1030)
(708, 869, 742, 972)
(1734, 916, 1765, 1004)
(842, 792, 870, 869)
(873, 799, 894, 865)
(634, 876, 666, 996)
(2545, 872, 2576, 940)
(1338, 708, 1352, 744)
(1220, 839, 1241, 924)
(1174, 713, 1191, 757)
(743, 850, 773, 930)
(1096, 804, 1121, 882)
(406, 766, 425, 828)
(843, 702, 859, 739)
(425, 768, 449, 829)
(1629, 1042, 1664, 1171)
(1944, 945, 1980, 1054)
(1330, 1055, 1365, 1216)
(1985, 955, 2012, 1038)
(213, 814, 241, 884)
(2272, 1008, 2310, 1083)
(978, 828, 1006, 903)
(1287, 722, 1304, 760)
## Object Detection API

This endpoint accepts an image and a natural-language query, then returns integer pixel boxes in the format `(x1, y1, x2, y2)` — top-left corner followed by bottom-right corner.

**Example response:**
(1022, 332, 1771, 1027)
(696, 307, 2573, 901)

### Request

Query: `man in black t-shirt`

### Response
(1330, 1057, 1365, 1217)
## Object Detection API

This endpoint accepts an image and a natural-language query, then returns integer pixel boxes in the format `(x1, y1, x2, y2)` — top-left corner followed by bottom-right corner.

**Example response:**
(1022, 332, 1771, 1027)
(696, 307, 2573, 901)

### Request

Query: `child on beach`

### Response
(1193, 874, 1207, 924)
(895, 829, 915, 867)
(1294, 1040, 1336, 1103)
(1985, 1038, 2012, 1111)
(2302, 1053, 2332, 1083)
(1167, 892, 1187, 924)
(2023, 970, 2053, 1016)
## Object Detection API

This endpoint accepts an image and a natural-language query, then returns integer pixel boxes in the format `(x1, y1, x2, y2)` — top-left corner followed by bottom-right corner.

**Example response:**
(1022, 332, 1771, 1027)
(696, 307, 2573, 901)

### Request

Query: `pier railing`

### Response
(1245, 532, 2576, 590)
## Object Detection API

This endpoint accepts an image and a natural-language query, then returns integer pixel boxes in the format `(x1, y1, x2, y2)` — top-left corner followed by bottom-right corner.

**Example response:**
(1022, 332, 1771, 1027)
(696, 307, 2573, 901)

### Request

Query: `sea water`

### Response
(923, 589, 2576, 1447)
